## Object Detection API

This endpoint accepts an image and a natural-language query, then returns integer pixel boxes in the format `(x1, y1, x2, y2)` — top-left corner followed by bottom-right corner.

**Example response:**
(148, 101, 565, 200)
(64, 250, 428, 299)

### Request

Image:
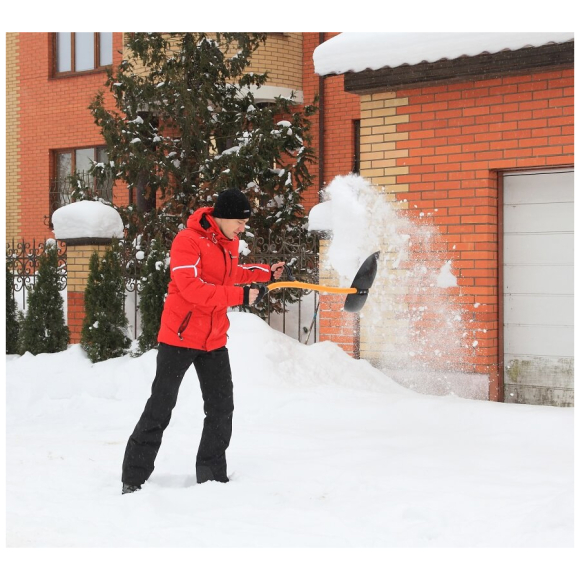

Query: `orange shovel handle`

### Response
(266, 281, 357, 295)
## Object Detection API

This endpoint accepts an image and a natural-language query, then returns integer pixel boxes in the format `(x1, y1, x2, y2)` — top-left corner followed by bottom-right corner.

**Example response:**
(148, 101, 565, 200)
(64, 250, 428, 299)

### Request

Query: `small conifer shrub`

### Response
(81, 243, 131, 363)
(20, 244, 69, 354)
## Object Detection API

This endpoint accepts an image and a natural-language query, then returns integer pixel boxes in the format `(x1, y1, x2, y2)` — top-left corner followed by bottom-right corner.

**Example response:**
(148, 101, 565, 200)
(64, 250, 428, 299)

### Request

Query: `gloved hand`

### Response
(243, 284, 267, 305)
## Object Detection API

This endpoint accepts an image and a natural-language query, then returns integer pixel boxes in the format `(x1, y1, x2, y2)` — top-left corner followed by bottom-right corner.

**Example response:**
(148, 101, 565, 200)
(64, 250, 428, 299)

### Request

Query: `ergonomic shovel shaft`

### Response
(267, 281, 358, 295)
(260, 252, 380, 313)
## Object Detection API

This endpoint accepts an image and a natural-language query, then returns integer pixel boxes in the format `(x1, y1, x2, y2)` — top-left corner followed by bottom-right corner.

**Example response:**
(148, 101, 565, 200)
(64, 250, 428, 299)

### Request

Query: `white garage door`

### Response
(503, 169, 574, 407)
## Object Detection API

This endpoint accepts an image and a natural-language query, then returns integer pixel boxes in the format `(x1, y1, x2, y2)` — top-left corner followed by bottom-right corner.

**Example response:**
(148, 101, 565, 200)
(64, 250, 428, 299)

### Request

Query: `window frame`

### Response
(54, 145, 108, 176)
(50, 145, 112, 219)
(52, 32, 113, 78)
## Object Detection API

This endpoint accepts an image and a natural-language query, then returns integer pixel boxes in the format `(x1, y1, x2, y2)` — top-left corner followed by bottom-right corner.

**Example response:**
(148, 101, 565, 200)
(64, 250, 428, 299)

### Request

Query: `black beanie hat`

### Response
(212, 188, 252, 219)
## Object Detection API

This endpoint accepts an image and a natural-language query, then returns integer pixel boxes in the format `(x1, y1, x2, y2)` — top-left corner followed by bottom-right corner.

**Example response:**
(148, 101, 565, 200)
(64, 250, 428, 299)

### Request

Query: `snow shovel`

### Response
(253, 251, 380, 313)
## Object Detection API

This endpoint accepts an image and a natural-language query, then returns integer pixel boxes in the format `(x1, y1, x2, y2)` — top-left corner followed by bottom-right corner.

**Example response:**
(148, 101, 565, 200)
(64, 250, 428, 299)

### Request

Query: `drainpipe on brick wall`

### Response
(318, 32, 325, 201)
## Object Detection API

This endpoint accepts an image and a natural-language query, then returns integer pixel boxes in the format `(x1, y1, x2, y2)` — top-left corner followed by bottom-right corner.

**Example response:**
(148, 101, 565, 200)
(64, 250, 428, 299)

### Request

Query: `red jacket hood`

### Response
(158, 205, 270, 351)
(187, 206, 236, 246)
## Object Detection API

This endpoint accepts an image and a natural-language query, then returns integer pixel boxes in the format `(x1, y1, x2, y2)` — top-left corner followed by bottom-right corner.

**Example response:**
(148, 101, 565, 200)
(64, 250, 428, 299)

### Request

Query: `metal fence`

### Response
(240, 230, 320, 344)
(7, 231, 320, 345)
(118, 230, 320, 344)
(6, 239, 68, 310)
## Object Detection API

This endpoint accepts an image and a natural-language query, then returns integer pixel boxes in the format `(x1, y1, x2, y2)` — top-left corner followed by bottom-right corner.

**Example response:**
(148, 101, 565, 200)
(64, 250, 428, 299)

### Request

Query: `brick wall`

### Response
(14, 33, 125, 243)
(248, 33, 303, 91)
(317, 239, 360, 357)
(301, 33, 322, 210)
(6, 33, 21, 242)
(10, 33, 309, 244)
(127, 33, 303, 93)
(302, 33, 364, 352)
(66, 243, 111, 343)
(302, 33, 361, 212)
(344, 68, 573, 397)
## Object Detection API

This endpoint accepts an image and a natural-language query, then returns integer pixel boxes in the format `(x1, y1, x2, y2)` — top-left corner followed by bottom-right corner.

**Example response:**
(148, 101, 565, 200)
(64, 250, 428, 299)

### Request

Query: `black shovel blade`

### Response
(344, 251, 380, 313)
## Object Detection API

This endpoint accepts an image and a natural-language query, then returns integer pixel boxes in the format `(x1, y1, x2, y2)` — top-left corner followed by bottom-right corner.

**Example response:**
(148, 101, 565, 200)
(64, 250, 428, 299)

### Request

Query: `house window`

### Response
(55, 33, 113, 74)
(51, 146, 113, 213)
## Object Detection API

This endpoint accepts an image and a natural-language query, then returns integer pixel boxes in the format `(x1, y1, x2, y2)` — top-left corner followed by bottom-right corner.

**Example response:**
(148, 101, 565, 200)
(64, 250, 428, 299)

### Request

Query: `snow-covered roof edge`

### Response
(314, 32, 574, 76)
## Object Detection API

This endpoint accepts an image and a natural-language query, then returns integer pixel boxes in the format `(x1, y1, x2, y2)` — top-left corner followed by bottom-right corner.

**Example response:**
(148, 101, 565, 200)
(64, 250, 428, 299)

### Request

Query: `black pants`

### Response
(122, 343, 234, 486)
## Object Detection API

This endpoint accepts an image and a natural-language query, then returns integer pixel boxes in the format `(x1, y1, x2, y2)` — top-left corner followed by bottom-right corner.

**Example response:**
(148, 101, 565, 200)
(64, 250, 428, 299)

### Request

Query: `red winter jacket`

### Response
(157, 207, 272, 351)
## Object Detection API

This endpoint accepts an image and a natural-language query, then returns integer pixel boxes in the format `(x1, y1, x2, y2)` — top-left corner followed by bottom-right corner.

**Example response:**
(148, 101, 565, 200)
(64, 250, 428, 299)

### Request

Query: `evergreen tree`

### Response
(20, 245, 69, 355)
(137, 238, 170, 354)
(6, 263, 20, 354)
(89, 33, 317, 243)
(81, 244, 131, 363)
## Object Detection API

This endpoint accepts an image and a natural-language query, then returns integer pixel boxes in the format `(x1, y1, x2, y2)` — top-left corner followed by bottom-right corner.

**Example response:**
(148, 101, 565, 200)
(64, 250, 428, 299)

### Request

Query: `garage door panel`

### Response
(503, 265, 573, 295)
(504, 324, 574, 357)
(503, 171, 574, 205)
(504, 233, 573, 265)
(504, 202, 573, 233)
(504, 354, 574, 390)
(503, 295, 573, 326)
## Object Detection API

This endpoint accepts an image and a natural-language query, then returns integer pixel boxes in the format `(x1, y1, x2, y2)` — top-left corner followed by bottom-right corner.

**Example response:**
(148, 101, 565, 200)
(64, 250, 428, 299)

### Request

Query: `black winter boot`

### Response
(122, 483, 142, 494)
(196, 465, 229, 484)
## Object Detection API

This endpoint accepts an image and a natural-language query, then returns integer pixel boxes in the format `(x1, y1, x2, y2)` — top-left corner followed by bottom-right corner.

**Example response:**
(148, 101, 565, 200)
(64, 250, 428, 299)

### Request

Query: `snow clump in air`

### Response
(309, 174, 469, 392)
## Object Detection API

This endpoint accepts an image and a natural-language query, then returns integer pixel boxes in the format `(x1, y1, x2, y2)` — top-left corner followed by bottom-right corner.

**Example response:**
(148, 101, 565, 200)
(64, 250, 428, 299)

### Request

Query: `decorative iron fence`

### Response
(117, 234, 160, 340)
(240, 230, 320, 344)
(119, 229, 320, 344)
(7, 231, 320, 345)
(6, 239, 67, 310)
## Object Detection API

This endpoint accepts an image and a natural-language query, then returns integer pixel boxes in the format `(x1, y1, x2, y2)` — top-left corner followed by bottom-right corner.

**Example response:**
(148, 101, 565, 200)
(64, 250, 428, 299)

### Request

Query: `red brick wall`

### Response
(303, 33, 363, 354)
(13, 33, 355, 239)
(302, 33, 361, 211)
(67, 292, 86, 344)
(322, 67, 573, 395)
(397, 69, 573, 396)
(15, 32, 125, 243)
(301, 33, 322, 211)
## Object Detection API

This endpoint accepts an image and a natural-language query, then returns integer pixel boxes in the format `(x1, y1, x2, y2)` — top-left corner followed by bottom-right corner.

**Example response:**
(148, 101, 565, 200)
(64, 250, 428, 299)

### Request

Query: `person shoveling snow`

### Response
(122, 188, 285, 494)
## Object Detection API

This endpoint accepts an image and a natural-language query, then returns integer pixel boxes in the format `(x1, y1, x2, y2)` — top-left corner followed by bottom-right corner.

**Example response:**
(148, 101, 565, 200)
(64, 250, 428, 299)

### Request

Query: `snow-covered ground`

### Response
(6, 313, 573, 551)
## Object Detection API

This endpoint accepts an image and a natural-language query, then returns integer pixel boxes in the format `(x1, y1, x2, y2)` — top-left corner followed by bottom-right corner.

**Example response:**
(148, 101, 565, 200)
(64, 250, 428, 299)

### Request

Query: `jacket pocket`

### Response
(177, 311, 192, 341)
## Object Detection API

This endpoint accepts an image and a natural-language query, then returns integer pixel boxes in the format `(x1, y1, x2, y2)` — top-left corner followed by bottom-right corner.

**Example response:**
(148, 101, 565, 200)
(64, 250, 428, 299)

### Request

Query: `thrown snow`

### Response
(6, 313, 573, 548)
(313, 32, 574, 76)
(307, 175, 477, 392)
(309, 174, 384, 284)
(437, 260, 457, 288)
(52, 200, 124, 240)
(307, 200, 333, 232)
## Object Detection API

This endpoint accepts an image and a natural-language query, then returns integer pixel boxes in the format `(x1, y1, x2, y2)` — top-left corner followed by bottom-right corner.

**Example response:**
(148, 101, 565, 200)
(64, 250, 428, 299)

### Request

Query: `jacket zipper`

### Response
(177, 311, 192, 341)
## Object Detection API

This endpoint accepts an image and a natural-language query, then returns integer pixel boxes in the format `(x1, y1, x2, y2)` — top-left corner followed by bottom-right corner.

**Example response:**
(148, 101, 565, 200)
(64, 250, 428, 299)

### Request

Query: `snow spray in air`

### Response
(313, 174, 472, 395)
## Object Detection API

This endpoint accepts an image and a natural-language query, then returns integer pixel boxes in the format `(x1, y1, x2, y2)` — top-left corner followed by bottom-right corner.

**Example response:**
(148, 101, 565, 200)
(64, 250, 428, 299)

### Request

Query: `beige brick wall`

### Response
(318, 207, 413, 367)
(66, 245, 110, 292)
(357, 92, 413, 365)
(246, 33, 302, 91)
(6, 32, 21, 242)
(360, 93, 410, 191)
(123, 32, 302, 93)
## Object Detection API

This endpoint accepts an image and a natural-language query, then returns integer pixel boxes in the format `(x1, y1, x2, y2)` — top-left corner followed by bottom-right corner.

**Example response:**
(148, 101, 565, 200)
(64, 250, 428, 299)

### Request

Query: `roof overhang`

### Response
(343, 41, 574, 94)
